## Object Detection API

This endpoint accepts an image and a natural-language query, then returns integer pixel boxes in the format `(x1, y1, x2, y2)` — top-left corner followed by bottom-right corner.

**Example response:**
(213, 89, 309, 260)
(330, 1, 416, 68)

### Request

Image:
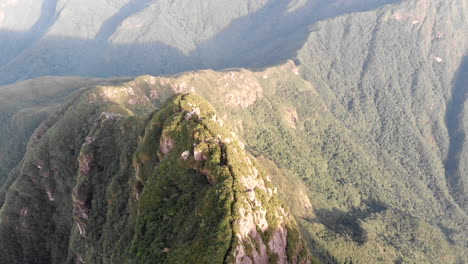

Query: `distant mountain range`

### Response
(0, 0, 400, 85)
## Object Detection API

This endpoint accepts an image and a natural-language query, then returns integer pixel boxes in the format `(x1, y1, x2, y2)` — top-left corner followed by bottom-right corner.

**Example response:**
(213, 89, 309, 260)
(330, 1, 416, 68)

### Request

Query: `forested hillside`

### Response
(292, 0, 467, 261)
(0, 0, 466, 263)
(0, 81, 313, 263)
(0, 76, 123, 206)
(0, 0, 400, 85)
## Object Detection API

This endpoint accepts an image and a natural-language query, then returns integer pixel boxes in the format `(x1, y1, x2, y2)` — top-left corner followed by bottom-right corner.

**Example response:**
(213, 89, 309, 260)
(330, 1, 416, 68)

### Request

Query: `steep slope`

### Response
(0, 0, 400, 85)
(294, 0, 468, 261)
(0, 0, 467, 263)
(0, 83, 312, 263)
(445, 56, 468, 211)
(0, 76, 124, 206)
(297, 0, 467, 216)
(1, 55, 466, 263)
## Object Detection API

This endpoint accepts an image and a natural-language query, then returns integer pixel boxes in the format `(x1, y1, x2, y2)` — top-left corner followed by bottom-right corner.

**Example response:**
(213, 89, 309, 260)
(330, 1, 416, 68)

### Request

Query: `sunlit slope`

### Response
(297, 0, 467, 213)
(0, 0, 399, 84)
(294, 0, 467, 261)
(0, 0, 466, 262)
(0, 56, 466, 262)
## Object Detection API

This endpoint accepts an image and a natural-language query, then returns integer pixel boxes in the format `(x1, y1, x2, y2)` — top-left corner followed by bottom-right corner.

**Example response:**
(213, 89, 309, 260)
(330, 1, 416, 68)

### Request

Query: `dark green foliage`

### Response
(0, 91, 311, 263)
(132, 95, 234, 263)
(0, 1, 466, 260)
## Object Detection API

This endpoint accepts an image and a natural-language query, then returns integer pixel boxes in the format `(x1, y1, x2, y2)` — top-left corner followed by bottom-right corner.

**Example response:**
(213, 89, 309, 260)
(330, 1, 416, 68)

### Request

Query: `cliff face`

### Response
(0, 81, 311, 263)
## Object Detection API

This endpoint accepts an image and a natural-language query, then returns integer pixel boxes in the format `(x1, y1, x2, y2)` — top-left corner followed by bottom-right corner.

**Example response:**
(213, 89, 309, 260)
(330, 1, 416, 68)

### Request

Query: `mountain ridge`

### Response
(0, 85, 313, 263)
(1, 56, 466, 262)
(0, 0, 467, 263)
(0, 0, 401, 85)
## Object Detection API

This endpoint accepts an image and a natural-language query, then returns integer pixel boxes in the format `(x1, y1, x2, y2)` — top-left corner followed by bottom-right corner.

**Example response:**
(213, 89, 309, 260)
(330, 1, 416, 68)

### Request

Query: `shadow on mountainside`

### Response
(0, 0, 401, 85)
(0, 0, 60, 67)
(444, 56, 468, 211)
(304, 200, 388, 245)
(95, 0, 154, 42)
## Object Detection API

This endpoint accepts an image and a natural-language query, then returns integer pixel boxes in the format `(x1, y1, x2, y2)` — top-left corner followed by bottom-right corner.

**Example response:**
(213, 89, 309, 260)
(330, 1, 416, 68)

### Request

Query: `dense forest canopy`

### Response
(0, 0, 466, 263)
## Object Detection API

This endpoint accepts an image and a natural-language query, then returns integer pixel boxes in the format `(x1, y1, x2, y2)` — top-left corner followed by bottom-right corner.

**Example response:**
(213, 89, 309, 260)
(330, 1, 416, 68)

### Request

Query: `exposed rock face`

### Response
(218, 71, 263, 108)
(268, 226, 288, 263)
(181, 150, 190, 160)
(159, 134, 175, 157)
(193, 149, 207, 162)
(284, 108, 299, 128)
(78, 153, 93, 175)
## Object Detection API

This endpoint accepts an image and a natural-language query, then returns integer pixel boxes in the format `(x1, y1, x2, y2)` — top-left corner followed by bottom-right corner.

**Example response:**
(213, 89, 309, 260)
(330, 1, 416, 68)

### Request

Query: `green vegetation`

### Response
(0, 90, 310, 263)
(290, 0, 467, 261)
(131, 95, 234, 263)
(0, 0, 466, 263)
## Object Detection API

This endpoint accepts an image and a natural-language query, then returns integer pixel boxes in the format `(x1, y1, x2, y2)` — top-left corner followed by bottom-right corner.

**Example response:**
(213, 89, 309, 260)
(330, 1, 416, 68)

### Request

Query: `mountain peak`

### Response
(132, 93, 312, 263)
(0, 91, 312, 263)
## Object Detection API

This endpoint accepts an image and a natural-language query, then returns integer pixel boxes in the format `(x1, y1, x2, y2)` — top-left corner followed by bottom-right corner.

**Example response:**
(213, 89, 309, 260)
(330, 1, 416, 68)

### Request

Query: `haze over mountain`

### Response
(0, 0, 400, 85)
(0, 0, 467, 263)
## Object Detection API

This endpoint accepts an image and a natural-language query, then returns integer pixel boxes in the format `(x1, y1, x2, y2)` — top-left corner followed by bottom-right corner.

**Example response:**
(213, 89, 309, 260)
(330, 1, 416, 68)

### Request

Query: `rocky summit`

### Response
(0, 74, 313, 263)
